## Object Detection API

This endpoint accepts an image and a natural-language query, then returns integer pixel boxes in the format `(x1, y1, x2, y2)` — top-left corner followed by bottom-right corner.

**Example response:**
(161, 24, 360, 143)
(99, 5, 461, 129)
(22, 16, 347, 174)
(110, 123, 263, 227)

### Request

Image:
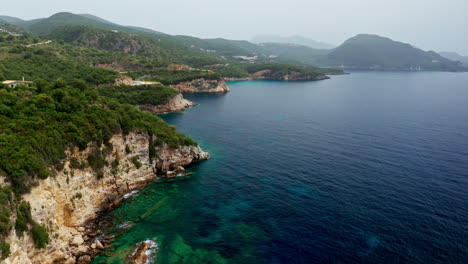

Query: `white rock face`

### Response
(2, 132, 208, 264)
(170, 78, 230, 93)
(71, 235, 84, 246)
(138, 94, 196, 114)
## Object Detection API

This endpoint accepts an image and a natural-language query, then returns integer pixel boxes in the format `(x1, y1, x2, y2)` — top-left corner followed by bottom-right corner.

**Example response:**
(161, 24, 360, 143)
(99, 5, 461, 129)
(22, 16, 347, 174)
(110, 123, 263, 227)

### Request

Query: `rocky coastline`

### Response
(138, 94, 196, 114)
(224, 71, 330, 82)
(2, 133, 209, 264)
(169, 78, 229, 93)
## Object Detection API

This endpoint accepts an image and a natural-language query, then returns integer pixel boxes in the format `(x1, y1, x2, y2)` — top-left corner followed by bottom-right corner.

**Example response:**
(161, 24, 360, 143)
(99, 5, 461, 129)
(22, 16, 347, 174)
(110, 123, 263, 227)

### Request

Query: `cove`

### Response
(92, 72, 468, 263)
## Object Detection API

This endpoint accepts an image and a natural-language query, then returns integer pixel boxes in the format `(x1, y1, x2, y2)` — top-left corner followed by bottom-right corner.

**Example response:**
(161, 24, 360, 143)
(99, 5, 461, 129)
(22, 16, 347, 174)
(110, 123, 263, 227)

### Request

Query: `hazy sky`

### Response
(1, 0, 467, 54)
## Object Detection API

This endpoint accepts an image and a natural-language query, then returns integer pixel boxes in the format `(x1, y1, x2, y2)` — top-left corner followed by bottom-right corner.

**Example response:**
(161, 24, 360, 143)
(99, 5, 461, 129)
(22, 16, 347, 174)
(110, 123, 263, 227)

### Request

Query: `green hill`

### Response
(252, 34, 335, 49)
(0, 33, 118, 84)
(2, 13, 465, 72)
(317, 34, 465, 71)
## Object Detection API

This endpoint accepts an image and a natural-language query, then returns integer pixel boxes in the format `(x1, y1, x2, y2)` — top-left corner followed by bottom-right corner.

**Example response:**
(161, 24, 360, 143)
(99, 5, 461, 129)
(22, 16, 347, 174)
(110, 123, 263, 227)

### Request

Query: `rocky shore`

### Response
(224, 71, 330, 82)
(170, 78, 229, 93)
(2, 133, 209, 264)
(138, 94, 196, 114)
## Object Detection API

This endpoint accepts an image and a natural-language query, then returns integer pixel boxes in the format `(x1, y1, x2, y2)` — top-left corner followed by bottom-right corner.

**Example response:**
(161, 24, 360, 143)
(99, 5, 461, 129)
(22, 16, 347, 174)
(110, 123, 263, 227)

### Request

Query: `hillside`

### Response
(0, 32, 118, 84)
(252, 34, 335, 49)
(439, 51, 468, 66)
(1, 13, 342, 71)
(2, 13, 465, 72)
(259, 43, 330, 66)
(317, 34, 466, 71)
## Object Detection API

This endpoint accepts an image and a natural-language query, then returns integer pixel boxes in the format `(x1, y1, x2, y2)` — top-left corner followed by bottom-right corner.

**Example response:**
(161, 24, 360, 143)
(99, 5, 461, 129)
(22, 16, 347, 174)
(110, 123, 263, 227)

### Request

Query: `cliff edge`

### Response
(2, 132, 208, 264)
(170, 78, 229, 93)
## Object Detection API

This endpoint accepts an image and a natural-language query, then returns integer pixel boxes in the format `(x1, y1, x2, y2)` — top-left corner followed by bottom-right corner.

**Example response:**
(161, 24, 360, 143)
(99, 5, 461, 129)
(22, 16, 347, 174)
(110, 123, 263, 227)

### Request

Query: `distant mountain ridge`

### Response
(438, 51, 468, 66)
(252, 34, 335, 49)
(1, 12, 465, 72)
(317, 34, 465, 71)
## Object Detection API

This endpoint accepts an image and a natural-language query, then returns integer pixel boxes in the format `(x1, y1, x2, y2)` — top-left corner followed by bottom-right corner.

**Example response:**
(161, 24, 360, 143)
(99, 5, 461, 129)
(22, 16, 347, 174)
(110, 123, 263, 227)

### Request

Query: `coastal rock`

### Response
(155, 143, 210, 174)
(114, 75, 134, 85)
(138, 94, 196, 114)
(223, 77, 253, 81)
(170, 78, 230, 93)
(71, 235, 84, 246)
(95, 240, 104, 250)
(77, 255, 92, 264)
(2, 132, 208, 264)
(128, 240, 158, 264)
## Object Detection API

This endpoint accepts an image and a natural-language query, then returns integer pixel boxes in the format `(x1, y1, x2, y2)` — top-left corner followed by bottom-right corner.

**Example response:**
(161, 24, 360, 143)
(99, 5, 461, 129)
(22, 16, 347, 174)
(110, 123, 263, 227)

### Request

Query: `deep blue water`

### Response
(166, 72, 468, 263)
(94, 71, 468, 264)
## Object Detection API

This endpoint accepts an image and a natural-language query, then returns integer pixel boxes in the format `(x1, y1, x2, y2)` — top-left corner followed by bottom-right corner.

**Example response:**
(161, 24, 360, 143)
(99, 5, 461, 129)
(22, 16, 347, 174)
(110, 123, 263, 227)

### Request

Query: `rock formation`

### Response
(170, 78, 229, 93)
(2, 133, 208, 264)
(138, 94, 196, 114)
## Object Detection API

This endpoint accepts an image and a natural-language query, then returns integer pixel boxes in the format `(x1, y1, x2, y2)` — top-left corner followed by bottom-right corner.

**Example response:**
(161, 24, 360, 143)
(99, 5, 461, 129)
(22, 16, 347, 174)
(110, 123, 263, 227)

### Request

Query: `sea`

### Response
(91, 71, 468, 264)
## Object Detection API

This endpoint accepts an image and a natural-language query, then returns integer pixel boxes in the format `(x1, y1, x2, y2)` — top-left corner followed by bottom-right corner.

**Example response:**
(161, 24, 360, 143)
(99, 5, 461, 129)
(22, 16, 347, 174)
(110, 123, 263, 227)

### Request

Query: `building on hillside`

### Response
(2, 80, 33, 88)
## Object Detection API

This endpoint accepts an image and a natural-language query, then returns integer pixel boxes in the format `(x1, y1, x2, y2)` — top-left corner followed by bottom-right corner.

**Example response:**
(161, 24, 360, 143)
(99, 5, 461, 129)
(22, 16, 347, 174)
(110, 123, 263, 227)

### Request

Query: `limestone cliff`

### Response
(170, 78, 229, 93)
(2, 133, 208, 264)
(138, 94, 196, 114)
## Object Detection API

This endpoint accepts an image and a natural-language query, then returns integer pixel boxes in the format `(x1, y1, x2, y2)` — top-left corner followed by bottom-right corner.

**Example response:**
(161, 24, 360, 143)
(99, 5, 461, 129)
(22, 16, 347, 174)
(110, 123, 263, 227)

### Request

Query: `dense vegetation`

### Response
(128, 69, 221, 85)
(0, 79, 196, 250)
(244, 63, 326, 79)
(0, 13, 344, 258)
(98, 84, 178, 105)
(205, 62, 333, 79)
(207, 63, 249, 78)
(318, 34, 467, 71)
(0, 33, 117, 84)
(48, 24, 223, 68)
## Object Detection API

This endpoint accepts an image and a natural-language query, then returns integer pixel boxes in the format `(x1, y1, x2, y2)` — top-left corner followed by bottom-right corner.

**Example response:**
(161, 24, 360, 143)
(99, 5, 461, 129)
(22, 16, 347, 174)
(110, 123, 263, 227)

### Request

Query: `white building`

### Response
(2, 80, 33, 88)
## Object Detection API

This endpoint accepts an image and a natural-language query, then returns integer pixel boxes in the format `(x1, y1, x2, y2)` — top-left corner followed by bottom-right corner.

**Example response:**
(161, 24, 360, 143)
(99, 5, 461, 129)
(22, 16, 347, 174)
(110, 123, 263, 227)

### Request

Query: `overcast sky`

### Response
(1, 0, 467, 54)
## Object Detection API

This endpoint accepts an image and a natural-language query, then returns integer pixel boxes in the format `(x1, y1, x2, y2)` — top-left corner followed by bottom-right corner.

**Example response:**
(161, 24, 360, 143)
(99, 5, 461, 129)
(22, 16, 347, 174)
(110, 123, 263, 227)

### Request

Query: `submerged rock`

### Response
(128, 239, 158, 264)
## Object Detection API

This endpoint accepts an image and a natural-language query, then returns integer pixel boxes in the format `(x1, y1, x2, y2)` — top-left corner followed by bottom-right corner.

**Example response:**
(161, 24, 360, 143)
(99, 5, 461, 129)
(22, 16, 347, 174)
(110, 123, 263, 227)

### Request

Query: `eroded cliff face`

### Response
(170, 78, 229, 93)
(2, 133, 208, 264)
(138, 94, 196, 114)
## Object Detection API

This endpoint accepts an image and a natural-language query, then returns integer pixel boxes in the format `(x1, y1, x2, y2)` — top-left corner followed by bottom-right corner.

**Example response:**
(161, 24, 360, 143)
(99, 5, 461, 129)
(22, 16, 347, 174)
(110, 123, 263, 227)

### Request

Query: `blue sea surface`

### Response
(93, 72, 468, 263)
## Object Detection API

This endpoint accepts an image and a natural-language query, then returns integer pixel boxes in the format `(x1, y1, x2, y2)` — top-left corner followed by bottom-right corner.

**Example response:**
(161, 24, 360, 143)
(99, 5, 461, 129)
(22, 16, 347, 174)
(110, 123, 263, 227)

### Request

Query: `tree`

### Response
(54, 78, 67, 89)
(34, 79, 49, 93)
(31, 223, 49, 249)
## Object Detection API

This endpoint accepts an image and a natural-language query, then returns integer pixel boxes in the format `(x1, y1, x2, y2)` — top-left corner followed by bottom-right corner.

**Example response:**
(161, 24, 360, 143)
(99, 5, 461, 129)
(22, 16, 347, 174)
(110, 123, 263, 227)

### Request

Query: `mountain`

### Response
(258, 43, 330, 66)
(0, 15, 29, 26)
(2, 13, 462, 72)
(252, 34, 335, 49)
(317, 34, 465, 71)
(439, 51, 468, 66)
(2, 12, 162, 36)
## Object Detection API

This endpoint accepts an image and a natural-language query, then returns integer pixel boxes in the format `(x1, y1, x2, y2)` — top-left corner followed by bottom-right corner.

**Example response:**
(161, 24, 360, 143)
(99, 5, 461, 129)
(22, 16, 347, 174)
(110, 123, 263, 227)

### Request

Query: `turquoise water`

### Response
(92, 72, 468, 263)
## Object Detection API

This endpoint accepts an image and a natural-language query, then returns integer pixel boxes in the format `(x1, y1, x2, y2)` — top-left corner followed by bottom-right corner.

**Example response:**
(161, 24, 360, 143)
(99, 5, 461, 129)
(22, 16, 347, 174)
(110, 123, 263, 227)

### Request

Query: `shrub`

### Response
(125, 145, 131, 154)
(70, 157, 85, 170)
(87, 148, 107, 174)
(0, 241, 10, 260)
(15, 202, 32, 237)
(0, 208, 12, 236)
(131, 156, 142, 169)
(31, 223, 49, 249)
